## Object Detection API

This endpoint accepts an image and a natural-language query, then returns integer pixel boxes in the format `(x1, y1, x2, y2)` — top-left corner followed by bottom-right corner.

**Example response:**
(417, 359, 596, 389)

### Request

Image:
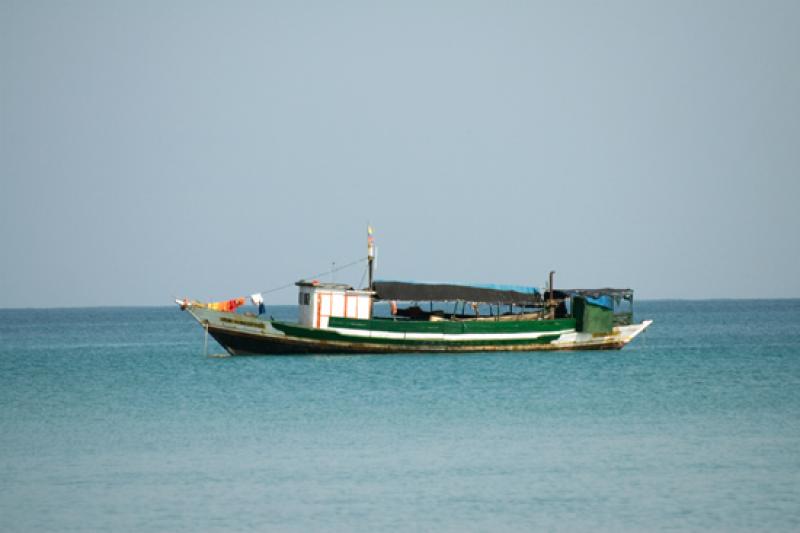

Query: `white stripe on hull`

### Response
(328, 320, 652, 346)
(327, 327, 576, 342)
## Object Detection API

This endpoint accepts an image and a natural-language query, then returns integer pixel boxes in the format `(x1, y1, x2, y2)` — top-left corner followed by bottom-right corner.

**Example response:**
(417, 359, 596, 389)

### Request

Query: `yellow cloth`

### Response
(206, 298, 245, 312)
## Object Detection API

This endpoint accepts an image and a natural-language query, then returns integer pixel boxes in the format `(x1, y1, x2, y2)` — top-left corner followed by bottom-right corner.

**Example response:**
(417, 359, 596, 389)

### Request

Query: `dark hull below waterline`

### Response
(207, 326, 627, 356)
(208, 327, 368, 355)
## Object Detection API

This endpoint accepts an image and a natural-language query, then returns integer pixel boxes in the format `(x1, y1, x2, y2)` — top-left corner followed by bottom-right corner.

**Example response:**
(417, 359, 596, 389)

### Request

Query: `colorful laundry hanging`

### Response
(207, 297, 246, 313)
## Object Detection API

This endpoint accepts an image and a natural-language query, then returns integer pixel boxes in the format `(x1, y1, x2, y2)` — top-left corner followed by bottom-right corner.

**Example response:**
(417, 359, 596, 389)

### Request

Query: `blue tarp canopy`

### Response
(584, 295, 614, 310)
(558, 289, 634, 310)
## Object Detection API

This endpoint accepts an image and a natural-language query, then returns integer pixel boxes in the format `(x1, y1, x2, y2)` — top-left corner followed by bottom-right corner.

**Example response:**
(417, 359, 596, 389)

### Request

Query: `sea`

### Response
(1, 300, 799, 532)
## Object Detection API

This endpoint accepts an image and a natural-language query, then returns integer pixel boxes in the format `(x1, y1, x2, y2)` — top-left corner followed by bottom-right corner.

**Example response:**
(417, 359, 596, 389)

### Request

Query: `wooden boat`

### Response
(177, 239, 651, 355)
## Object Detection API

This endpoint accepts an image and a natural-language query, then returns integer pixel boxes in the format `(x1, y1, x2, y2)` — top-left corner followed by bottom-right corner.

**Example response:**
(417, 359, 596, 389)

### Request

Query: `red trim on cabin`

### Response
(316, 293, 321, 328)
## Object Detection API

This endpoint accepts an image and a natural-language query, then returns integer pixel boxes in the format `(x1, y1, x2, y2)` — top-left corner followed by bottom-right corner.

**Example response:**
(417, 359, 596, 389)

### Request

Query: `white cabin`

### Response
(296, 280, 373, 328)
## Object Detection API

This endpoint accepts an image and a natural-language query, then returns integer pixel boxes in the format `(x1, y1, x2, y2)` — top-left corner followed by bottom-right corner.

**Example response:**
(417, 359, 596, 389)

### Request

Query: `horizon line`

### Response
(1, 297, 799, 311)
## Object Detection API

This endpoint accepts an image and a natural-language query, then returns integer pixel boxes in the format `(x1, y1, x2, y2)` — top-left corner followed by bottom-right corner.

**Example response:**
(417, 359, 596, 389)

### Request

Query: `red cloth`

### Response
(207, 297, 246, 312)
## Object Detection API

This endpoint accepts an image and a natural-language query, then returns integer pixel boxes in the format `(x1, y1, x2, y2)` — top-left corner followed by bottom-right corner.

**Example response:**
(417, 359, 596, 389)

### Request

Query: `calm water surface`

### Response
(1, 300, 799, 531)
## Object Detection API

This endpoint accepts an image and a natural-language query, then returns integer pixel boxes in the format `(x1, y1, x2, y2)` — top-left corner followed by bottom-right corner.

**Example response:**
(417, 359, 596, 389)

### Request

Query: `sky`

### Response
(1, 0, 799, 307)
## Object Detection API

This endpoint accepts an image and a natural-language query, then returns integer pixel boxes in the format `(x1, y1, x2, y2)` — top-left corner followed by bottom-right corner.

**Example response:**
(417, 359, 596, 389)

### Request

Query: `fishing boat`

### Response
(177, 231, 652, 355)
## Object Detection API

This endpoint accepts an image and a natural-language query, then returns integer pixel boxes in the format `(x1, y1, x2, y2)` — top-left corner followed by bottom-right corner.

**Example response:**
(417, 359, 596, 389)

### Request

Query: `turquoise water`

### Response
(1, 300, 799, 531)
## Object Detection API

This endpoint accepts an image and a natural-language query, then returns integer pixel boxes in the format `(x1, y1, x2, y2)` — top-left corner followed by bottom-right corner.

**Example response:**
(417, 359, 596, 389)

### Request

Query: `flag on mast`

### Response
(367, 225, 375, 259)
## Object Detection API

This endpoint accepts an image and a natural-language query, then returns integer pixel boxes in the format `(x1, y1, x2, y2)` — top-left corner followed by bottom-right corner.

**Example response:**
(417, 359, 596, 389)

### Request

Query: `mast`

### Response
(367, 225, 375, 290)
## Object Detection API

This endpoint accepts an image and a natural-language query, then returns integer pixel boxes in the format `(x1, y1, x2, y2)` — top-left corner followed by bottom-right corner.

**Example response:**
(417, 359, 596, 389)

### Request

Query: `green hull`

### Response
(184, 307, 650, 355)
(270, 322, 563, 350)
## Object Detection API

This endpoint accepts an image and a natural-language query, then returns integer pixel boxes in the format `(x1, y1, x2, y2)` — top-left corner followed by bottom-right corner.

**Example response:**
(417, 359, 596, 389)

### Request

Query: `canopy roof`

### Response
(373, 280, 541, 305)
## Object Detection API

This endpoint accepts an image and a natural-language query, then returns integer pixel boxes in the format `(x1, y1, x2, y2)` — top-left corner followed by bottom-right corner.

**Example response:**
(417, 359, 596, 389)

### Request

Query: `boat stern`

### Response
(620, 319, 653, 345)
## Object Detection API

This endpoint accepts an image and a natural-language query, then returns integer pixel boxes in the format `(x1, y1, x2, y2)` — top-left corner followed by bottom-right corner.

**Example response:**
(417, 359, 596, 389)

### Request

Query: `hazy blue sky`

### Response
(2, 0, 799, 307)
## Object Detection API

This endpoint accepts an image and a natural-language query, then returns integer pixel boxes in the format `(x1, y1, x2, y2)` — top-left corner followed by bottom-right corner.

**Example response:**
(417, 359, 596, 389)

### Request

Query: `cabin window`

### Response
(303, 293, 311, 305)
